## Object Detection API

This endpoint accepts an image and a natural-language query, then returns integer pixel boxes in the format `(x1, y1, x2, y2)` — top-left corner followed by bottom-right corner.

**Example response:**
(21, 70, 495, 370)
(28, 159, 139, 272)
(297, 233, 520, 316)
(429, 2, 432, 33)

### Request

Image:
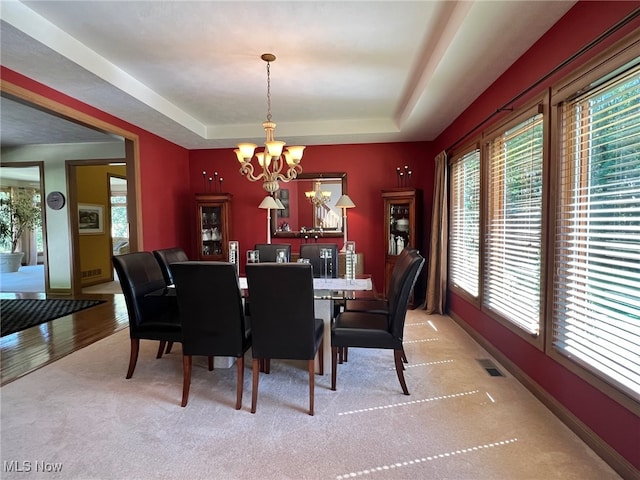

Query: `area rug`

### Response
(0, 298, 105, 337)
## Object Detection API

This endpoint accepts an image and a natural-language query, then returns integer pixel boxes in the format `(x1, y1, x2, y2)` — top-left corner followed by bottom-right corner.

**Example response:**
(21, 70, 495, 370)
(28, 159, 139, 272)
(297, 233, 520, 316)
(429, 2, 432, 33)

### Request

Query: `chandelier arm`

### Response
(289, 164, 303, 177)
(274, 166, 301, 183)
(239, 163, 265, 183)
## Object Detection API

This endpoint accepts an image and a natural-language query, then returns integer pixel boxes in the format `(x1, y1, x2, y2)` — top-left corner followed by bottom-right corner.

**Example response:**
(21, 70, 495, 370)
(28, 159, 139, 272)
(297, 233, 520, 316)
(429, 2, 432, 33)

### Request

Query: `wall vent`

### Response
(81, 268, 102, 278)
(477, 358, 505, 377)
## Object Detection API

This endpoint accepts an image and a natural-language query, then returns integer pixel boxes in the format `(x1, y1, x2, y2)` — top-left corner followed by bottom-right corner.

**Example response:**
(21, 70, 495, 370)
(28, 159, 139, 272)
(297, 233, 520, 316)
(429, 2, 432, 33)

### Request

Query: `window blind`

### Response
(484, 114, 544, 335)
(449, 150, 480, 297)
(554, 65, 640, 399)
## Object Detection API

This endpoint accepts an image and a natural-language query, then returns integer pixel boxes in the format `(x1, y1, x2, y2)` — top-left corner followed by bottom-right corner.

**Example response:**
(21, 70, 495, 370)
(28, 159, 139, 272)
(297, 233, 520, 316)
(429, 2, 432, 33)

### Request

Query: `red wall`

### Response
(433, 1, 640, 470)
(1, 68, 436, 292)
(189, 142, 435, 289)
(0, 67, 192, 252)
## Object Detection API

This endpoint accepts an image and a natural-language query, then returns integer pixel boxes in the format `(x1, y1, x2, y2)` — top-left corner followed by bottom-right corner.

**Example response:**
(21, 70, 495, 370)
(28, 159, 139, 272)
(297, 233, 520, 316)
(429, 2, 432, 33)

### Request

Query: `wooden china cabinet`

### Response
(382, 188, 422, 300)
(195, 193, 232, 261)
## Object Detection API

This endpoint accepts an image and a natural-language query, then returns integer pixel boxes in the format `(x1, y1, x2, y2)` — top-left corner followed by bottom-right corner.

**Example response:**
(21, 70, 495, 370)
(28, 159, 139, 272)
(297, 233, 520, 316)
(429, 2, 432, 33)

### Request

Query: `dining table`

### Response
(152, 275, 375, 372)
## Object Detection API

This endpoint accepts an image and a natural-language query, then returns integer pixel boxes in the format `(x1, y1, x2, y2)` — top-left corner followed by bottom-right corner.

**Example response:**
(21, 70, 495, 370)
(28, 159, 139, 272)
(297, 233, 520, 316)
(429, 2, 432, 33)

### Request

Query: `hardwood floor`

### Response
(0, 292, 129, 386)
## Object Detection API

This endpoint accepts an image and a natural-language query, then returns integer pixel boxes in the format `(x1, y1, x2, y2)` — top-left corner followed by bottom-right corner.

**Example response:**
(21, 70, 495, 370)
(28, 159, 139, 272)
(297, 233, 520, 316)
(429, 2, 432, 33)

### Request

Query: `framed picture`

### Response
(278, 189, 290, 218)
(78, 203, 104, 234)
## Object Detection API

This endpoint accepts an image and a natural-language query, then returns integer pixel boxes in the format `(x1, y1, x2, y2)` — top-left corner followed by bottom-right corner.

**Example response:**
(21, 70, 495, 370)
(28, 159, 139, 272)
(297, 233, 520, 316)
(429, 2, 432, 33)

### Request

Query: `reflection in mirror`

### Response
(272, 172, 346, 238)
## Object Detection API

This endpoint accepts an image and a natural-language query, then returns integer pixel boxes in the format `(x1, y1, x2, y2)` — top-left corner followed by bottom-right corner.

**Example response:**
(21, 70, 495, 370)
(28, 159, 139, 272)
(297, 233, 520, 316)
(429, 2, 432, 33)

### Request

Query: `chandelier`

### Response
(235, 53, 305, 193)
(305, 181, 331, 207)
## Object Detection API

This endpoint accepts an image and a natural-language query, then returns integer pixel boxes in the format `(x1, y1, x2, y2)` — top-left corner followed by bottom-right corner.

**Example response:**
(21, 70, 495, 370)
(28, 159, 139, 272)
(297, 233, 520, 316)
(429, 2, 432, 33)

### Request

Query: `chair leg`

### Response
(338, 347, 349, 363)
(166, 341, 174, 354)
(308, 359, 315, 416)
(394, 349, 410, 395)
(331, 346, 339, 391)
(126, 338, 140, 379)
(235, 356, 244, 410)
(318, 338, 324, 376)
(156, 341, 166, 359)
(208, 356, 214, 371)
(265, 358, 271, 374)
(402, 348, 408, 364)
(251, 358, 260, 414)
(181, 355, 192, 407)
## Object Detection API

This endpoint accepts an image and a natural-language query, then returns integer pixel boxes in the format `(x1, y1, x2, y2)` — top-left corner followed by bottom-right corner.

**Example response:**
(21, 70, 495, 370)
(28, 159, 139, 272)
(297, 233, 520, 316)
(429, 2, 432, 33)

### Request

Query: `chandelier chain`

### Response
(266, 61, 272, 122)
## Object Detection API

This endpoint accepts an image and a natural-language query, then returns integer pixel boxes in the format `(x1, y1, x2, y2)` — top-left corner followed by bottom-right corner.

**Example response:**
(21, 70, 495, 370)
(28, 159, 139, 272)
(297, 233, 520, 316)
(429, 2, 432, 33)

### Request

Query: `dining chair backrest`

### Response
(245, 263, 318, 359)
(170, 261, 249, 358)
(112, 251, 171, 330)
(386, 247, 418, 301)
(152, 247, 189, 285)
(389, 250, 425, 340)
(299, 243, 338, 278)
(254, 243, 292, 263)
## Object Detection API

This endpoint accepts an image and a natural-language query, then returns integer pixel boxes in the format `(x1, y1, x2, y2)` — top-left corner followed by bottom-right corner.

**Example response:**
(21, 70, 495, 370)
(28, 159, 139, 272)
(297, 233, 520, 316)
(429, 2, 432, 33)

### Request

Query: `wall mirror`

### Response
(271, 172, 347, 239)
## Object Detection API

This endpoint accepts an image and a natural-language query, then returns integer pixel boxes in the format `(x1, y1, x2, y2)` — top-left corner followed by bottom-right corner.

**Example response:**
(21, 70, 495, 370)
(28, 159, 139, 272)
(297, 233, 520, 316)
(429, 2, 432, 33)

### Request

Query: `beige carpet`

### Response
(0, 310, 618, 480)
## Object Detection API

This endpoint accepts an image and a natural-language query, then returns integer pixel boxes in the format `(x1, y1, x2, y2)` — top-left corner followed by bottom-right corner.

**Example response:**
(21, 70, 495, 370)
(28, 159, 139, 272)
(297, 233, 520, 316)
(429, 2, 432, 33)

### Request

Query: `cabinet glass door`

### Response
(388, 201, 411, 255)
(200, 205, 223, 256)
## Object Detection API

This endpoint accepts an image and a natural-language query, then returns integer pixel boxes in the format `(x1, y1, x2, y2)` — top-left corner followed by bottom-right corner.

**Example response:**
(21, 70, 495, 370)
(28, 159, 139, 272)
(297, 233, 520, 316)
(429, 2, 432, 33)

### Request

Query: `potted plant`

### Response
(0, 190, 42, 273)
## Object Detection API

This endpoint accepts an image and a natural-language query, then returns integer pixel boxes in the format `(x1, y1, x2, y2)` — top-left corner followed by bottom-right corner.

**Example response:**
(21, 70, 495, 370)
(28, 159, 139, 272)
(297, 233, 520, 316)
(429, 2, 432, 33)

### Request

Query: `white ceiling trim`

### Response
(2, 0, 206, 138)
(396, 1, 472, 128)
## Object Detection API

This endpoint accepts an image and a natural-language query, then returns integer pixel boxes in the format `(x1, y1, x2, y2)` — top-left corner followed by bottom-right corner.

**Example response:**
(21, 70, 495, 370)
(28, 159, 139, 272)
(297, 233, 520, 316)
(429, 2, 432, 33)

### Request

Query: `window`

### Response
(484, 112, 544, 335)
(0, 187, 42, 254)
(110, 194, 128, 238)
(0, 190, 10, 253)
(449, 149, 480, 297)
(33, 192, 43, 253)
(553, 63, 640, 399)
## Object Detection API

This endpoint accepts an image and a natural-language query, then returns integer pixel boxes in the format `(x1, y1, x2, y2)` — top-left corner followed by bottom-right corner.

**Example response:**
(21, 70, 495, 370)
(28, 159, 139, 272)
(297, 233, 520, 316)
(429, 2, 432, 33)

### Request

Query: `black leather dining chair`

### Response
(152, 247, 189, 355)
(299, 243, 338, 278)
(245, 263, 324, 415)
(152, 247, 189, 285)
(112, 252, 182, 379)
(343, 248, 418, 313)
(244, 244, 293, 317)
(254, 243, 292, 263)
(330, 249, 425, 395)
(338, 248, 418, 364)
(171, 262, 252, 409)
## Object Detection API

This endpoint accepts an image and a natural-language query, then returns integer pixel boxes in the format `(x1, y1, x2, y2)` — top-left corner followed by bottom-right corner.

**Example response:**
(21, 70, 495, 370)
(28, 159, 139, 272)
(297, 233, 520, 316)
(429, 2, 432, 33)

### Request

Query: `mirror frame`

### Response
(271, 172, 347, 238)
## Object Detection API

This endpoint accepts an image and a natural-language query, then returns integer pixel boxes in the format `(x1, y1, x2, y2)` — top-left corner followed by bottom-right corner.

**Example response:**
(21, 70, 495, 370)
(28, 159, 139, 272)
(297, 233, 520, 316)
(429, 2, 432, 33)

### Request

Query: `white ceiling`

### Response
(0, 0, 576, 150)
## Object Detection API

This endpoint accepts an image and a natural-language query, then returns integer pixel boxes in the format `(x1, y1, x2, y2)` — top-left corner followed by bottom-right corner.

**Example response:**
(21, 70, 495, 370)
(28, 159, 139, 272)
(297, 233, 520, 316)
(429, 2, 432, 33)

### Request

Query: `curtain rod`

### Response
(445, 6, 640, 154)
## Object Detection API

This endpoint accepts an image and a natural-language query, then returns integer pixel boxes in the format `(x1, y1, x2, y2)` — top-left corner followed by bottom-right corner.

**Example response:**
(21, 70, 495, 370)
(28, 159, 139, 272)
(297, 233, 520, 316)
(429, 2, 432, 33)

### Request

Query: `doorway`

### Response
(69, 162, 130, 296)
(0, 163, 46, 293)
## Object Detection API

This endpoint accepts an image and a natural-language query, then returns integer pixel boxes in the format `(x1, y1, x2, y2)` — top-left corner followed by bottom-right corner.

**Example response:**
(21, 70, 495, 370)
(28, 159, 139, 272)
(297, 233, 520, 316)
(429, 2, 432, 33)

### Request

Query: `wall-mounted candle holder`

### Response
(395, 165, 412, 188)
